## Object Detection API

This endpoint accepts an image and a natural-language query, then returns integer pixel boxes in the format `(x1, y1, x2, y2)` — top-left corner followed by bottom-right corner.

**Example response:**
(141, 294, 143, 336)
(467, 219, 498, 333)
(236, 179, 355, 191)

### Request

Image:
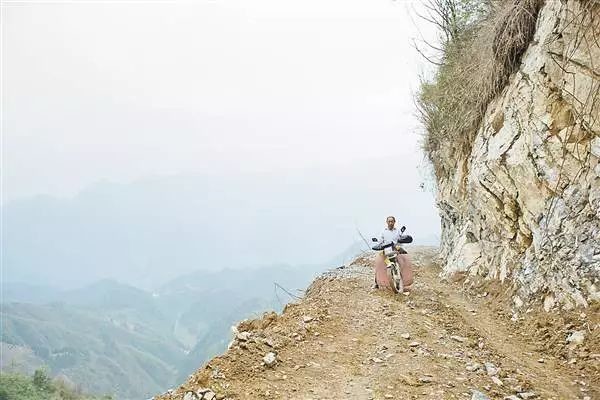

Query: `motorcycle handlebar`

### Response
(371, 234, 413, 251)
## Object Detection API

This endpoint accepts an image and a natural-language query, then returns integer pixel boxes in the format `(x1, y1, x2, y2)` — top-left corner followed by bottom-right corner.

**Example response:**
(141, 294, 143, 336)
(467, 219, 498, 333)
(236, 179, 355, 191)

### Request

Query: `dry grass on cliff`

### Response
(418, 0, 543, 180)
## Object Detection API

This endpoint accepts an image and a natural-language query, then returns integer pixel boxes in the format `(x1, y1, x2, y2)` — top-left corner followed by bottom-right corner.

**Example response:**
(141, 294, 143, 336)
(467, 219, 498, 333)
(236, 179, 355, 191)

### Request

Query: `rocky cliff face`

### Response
(437, 0, 600, 310)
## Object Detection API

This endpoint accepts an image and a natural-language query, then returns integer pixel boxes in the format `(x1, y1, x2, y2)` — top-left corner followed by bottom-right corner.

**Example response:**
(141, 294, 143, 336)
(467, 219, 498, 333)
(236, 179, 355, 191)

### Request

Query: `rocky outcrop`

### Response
(437, 0, 600, 310)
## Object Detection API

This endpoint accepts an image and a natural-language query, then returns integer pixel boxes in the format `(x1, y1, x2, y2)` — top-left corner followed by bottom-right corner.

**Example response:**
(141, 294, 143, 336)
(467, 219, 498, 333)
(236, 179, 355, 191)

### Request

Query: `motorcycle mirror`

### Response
(371, 237, 378, 242)
(400, 226, 406, 233)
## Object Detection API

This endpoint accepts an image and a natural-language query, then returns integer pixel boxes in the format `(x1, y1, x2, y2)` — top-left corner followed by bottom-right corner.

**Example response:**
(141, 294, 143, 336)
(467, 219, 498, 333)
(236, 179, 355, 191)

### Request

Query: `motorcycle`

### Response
(371, 226, 414, 293)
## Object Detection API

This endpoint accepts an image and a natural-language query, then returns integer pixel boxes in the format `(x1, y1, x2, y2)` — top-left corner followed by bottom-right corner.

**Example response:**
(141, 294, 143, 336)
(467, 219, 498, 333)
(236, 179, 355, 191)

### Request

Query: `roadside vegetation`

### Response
(0, 370, 112, 400)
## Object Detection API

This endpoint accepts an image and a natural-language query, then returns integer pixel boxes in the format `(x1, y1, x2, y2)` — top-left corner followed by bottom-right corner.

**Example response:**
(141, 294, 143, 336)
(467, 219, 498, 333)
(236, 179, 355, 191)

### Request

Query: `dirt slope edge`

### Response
(154, 247, 598, 400)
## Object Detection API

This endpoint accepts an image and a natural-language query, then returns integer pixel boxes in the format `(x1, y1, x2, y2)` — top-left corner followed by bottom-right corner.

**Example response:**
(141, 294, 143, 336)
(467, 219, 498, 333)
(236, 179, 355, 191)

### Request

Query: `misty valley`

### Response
(1, 263, 328, 399)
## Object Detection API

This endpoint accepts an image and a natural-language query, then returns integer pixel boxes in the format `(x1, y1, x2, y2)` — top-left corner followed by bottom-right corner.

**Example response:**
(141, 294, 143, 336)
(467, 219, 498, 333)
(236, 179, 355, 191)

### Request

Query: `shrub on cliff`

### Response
(416, 0, 544, 180)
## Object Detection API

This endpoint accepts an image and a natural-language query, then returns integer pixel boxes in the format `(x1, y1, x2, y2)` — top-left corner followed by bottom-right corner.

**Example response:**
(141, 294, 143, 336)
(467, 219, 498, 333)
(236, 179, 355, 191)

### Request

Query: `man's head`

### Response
(386, 216, 396, 230)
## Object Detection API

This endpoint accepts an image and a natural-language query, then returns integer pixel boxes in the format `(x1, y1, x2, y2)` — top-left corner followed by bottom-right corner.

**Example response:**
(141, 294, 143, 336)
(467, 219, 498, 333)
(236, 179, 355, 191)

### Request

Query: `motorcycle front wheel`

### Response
(387, 262, 404, 294)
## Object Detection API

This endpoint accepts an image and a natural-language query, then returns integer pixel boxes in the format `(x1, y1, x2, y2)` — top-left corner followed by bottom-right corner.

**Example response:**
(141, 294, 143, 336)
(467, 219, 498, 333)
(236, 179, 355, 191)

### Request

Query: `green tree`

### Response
(33, 369, 52, 391)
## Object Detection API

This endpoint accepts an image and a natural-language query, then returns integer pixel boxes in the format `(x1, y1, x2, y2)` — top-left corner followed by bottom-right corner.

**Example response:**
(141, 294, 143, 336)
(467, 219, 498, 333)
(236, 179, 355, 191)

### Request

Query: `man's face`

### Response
(386, 218, 395, 230)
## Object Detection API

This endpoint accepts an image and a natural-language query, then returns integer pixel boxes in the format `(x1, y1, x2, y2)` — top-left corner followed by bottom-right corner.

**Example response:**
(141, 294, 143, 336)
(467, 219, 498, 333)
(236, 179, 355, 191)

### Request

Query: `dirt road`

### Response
(156, 247, 598, 400)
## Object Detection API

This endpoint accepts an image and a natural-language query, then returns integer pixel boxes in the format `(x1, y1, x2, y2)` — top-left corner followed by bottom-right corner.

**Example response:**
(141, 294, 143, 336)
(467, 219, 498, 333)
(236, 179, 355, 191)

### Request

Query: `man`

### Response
(380, 216, 402, 248)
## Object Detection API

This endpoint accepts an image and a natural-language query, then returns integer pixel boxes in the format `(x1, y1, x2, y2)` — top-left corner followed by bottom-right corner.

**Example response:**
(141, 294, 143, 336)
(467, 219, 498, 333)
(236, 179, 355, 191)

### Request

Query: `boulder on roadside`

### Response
(263, 352, 277, 367)
(471, 390, 490, 400)
(566, 330, 585, 345)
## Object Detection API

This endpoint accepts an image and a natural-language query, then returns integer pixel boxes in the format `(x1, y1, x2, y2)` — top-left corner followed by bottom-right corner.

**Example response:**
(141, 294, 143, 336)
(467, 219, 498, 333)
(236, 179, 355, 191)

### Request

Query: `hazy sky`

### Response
(2, 0, 438, 202)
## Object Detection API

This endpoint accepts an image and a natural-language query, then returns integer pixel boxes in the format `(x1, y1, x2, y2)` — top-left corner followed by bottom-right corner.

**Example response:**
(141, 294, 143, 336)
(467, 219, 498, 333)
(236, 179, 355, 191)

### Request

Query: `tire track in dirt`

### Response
(427, 284, 581, 399)
(414, 278, 582, 399)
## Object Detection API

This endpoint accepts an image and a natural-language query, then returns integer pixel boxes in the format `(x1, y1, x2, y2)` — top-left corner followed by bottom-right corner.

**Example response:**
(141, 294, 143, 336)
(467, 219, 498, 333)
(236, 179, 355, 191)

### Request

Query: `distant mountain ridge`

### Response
(3, 161, 440, 289)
